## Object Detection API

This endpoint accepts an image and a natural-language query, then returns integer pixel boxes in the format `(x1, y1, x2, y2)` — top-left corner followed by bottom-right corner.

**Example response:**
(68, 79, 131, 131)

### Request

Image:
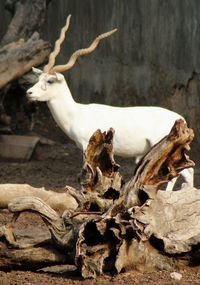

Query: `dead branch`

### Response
(124, 119, 195, 207)
(0, 184, 78, 212)
(0, 33, 50, 90)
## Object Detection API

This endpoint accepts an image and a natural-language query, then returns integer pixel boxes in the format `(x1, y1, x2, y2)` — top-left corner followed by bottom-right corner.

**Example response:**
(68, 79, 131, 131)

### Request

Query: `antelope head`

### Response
(27, 15, 117, 102)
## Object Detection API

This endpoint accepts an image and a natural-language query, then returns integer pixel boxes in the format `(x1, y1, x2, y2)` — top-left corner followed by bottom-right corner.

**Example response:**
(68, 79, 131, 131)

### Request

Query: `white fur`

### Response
(27, 69, 194, 190)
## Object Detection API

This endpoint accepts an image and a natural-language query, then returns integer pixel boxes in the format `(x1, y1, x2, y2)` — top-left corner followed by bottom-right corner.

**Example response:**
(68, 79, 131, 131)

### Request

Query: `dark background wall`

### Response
(1, 0, 200, 149)
(0, 0, 11, 40)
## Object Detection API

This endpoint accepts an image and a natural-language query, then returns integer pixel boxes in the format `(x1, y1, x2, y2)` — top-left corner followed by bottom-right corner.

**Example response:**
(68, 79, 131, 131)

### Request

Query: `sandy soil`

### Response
(0, 107, 200, 284)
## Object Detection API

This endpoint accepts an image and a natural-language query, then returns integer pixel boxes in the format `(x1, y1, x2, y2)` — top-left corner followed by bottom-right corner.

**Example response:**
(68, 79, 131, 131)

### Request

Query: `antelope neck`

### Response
(47, 89, 78, 134)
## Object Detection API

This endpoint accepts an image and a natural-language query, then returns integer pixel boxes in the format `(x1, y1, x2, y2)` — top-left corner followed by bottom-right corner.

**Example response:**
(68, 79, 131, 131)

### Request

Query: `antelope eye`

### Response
(47, 78, 55, 84)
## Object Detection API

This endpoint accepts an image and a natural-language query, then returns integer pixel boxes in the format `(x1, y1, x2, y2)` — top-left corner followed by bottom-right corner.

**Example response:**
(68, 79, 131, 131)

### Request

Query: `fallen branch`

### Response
(0, 184, 78, 212)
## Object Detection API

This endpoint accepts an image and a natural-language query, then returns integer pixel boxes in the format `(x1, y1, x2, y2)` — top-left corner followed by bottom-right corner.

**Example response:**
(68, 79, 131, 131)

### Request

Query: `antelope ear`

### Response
(55, 72, 64, 82)
(32, 67, 43, 76)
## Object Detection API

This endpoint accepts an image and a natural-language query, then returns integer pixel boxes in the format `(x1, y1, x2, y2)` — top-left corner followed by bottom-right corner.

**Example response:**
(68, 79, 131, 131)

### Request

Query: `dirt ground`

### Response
(0, 104, 200, 284)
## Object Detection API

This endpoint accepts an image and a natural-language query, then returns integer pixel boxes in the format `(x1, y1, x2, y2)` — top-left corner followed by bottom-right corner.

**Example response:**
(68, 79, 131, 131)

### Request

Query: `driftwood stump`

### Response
(0, 120, 199, 278)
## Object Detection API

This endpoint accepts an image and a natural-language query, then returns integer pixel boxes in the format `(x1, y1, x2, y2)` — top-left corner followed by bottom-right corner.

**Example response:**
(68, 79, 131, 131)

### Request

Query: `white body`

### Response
(27, 71, 194, 190)
(49, 99, 182, 158)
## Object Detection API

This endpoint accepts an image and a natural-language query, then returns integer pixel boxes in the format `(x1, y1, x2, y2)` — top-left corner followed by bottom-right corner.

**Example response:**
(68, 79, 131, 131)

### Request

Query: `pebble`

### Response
(170, 271, 182, 280)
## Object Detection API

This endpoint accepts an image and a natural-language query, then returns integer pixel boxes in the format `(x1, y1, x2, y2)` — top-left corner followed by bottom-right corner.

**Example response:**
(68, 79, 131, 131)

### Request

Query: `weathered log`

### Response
(73, 120, 197, 278)
(0, 184, 78, 212)
(0, 120, 198, 278)
(0, 196, 174, 273)
(0, 196, 100, 270)
(0, 33, 50, 89)
(0, 239, 69, 271)
(0, 128, 124, 271)
(0, 197, 73, 270)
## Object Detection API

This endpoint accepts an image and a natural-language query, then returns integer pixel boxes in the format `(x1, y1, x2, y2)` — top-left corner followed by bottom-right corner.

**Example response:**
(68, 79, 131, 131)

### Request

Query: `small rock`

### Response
(170, 271, 182, 280)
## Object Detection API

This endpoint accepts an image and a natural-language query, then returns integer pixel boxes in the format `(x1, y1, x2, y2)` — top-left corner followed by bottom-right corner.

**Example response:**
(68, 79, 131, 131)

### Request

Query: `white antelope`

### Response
(27, 15, 194, 191)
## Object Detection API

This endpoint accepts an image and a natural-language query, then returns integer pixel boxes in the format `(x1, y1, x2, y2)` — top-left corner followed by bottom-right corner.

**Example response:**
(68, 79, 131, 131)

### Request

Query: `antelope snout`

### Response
(26, 91, 32, 97)
(26, 90, 35, 101)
